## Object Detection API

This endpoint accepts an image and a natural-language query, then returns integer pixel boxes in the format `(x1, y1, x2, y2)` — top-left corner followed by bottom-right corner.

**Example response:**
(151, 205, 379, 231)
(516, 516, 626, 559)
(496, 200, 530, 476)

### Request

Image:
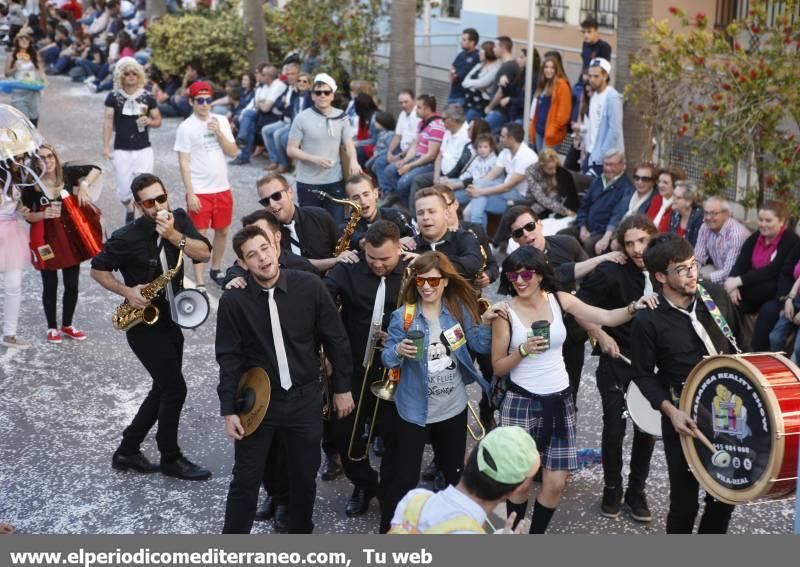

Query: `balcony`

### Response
(580, 0, 618, 29)
(537, 0, 567, 23)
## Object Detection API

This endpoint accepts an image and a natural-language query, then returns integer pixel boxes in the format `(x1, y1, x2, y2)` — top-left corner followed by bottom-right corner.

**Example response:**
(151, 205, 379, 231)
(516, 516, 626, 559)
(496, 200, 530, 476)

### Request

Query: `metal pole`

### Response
(523, 0, 537, 144)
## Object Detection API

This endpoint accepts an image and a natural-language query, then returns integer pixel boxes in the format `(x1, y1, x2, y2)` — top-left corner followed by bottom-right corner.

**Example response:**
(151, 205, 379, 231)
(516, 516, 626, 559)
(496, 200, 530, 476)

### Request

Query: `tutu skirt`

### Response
(0, 218, 30, 271)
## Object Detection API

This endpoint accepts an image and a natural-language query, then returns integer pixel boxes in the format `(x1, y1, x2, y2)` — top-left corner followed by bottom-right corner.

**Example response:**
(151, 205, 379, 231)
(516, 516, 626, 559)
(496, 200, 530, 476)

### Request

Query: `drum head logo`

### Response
(690, 366, 771, 490)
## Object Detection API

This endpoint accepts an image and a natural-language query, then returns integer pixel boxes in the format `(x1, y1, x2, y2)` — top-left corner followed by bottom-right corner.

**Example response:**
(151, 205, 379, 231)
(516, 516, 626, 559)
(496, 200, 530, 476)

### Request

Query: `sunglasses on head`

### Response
(415, 276, 443, 288)
(193, 96, 213, 105)
(505, 269, 536, 283)
(313, 89, 333, 97)
(139, 193, 168, 208)
(510, 221, 537, 239)
(258, 189, 287, 206)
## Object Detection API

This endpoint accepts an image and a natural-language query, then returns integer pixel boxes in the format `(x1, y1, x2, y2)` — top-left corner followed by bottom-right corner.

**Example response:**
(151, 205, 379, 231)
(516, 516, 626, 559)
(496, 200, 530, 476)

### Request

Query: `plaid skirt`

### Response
(499, 388, 578, 472)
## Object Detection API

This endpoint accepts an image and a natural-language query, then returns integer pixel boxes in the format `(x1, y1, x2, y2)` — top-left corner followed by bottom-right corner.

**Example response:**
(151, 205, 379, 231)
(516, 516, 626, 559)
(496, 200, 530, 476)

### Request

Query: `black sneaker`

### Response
(624, 490, 653, 523)
(601, 486, 622, 518)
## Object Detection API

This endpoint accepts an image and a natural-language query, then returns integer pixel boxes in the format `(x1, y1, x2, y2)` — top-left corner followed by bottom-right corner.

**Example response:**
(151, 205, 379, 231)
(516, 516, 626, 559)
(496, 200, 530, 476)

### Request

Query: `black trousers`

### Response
(119, 321, 186, 461)
(262, 433, 289, 504)
(596, 356, 655, 493)
(751, 299, 780, 351)
(331, 365, 382, 490)
(223, 381, 323, 534)
(41, 265, 80, 329)
(563, 316, 588, 405)
(662, 415, 735, 533)
(378, 404, 468, 533)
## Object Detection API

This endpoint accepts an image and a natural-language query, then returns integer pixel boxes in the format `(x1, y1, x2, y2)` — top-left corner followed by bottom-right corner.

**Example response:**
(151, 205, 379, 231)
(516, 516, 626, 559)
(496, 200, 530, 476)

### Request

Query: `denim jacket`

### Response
(382, 302, 492, 427)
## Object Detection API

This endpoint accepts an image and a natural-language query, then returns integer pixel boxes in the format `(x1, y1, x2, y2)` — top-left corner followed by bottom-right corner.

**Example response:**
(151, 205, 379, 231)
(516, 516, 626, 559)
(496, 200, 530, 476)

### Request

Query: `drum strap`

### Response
(696, 284, 741, 354)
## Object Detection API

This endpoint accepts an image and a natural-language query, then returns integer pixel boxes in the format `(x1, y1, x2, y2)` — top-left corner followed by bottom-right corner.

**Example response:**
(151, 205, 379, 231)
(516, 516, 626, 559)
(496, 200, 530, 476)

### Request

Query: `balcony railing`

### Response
(580, 0, 618, 29)
(536, 0, 567, 23)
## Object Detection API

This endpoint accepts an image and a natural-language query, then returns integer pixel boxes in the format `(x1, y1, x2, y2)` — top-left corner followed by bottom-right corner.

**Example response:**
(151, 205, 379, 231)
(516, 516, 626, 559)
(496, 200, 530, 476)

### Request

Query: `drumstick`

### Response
(693, 427, 732, 467)
(692, 428, 717, 453)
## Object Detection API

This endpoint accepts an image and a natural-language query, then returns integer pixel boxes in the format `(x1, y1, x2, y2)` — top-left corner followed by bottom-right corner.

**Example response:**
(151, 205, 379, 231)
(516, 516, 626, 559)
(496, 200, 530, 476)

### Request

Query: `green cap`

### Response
(477, 426, 539, 484)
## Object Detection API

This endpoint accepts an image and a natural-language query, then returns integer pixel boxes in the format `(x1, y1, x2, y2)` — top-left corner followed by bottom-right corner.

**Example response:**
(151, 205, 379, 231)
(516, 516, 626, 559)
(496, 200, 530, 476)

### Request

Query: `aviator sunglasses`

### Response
(258, 189, 288, 206)
(415, 276, 443, 288)
(510, 221, 537, 239)
(505, 270, 537, 283)
(139, 193, 168, 208)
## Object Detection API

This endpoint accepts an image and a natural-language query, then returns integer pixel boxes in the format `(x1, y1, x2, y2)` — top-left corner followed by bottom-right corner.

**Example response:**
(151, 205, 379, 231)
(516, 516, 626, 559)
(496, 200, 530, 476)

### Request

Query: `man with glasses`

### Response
(693, 196, 750, 284)
(504, 205, 624, 402)
(91, 173, 213, 481)
(578, 214, 659, 522)
(174, 81, 238, 291)
(287, 73, 361, 224)
(631, 234, 741, 533)
(583, 58, 623, 176)
(576, 150, 634, 256)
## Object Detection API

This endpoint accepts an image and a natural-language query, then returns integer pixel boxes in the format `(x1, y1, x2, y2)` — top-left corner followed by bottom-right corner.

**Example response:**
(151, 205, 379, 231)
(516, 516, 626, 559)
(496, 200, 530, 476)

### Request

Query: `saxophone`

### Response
(112, 240, 185, 331)
(311, 190, 362, 418)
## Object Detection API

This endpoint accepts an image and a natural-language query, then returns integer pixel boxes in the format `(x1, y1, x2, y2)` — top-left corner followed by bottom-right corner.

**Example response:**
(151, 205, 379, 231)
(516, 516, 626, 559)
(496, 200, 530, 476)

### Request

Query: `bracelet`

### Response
(518, 343, 527, 357)
(627, 301, 637, 315)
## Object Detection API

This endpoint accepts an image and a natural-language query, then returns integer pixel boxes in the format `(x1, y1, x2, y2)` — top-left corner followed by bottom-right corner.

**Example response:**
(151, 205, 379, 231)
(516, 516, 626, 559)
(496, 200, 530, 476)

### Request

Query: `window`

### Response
(580, 0, 618, 29)
(537, 0, 567, 22)
(440, 0, 463, 19)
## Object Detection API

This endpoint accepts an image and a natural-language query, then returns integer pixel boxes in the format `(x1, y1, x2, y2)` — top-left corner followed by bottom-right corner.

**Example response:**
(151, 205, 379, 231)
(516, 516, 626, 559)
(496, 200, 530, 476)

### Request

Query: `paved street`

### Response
(0, 73, 794, 534)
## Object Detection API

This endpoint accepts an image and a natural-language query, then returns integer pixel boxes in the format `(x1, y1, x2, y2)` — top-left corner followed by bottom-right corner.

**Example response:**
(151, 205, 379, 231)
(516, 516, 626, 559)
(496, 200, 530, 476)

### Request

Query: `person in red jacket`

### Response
(529, 54, 572, 151)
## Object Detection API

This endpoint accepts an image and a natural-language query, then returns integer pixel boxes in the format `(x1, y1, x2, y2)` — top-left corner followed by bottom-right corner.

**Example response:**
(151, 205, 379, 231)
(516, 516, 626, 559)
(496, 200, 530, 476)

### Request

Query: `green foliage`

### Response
(629, 1, 800, 207)
(147, 4, 254, 83)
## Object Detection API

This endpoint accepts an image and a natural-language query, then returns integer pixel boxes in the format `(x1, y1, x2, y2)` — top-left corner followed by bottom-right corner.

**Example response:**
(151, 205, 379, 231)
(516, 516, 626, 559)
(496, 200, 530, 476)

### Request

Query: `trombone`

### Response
(467, 401, 486, 441)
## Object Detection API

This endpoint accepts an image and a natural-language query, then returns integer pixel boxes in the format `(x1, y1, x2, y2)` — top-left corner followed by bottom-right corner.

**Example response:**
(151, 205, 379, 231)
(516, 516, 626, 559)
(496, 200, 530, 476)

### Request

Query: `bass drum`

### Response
(679, 353, 800, 505)
(626, 380, 662, 437)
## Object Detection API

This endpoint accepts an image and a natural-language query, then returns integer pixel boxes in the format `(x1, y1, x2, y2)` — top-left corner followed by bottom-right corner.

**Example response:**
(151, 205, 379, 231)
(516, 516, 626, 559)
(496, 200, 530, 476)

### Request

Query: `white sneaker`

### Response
(2, 335, 31, 349)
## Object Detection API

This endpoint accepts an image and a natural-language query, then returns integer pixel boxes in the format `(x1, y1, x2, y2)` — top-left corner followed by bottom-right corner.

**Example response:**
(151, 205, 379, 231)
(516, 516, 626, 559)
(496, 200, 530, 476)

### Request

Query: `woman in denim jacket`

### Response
(378, 251, 507, 533)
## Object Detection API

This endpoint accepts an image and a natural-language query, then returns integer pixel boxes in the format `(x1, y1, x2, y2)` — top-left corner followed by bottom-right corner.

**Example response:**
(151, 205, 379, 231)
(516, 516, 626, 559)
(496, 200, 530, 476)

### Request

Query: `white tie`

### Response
(267, 288, 293, 390)
(667, 297, 718, 356)
(642, 270, 654, 296)
(285, 221, 301, 256)
(364, 277, 386, 367)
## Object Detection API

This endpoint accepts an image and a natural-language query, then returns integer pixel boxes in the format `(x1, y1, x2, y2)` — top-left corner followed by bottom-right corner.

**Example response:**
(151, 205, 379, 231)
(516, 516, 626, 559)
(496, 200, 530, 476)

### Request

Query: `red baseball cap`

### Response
(188, 81, 213, 98)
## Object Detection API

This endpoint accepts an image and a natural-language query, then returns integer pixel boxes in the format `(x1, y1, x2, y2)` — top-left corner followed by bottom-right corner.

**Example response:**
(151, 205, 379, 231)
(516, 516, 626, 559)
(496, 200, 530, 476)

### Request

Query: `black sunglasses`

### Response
(258, 189, 288, 206)
(313, 89, 333, 97)
(634, 175, 653, 182)
(511, 221, 537, 239)
(139, 193, 168, 208)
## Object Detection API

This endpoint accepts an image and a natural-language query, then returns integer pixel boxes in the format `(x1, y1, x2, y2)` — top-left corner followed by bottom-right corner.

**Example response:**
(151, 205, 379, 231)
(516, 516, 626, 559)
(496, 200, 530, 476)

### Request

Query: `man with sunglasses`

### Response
(503, 205, 625, 402)
(631, 234, 741, 533)
(577, 214, 659, 522)
(91, 173, 213, 481)
(287, 73, 361, 224)
(174, 81, 238, 292)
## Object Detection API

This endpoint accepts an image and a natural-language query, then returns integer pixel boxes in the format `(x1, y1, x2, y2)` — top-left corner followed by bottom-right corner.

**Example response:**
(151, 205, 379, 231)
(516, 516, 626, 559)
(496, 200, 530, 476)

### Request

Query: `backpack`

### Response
(388, 491, 486, 535)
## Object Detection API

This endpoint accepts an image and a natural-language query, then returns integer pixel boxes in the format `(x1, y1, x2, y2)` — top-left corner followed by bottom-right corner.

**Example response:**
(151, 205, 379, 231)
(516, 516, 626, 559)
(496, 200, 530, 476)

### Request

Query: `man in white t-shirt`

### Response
(583, 58, 623, 177)
(174, 82, 238, 290)
(389, 426, 539, 534)
(231, 63, 286, 164)
(459, 122, 537, 227)
(373, 90, 420, 188)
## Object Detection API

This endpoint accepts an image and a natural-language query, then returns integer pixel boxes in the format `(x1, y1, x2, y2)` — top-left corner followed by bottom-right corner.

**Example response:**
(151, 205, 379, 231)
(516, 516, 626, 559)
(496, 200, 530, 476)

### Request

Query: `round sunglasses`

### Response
(505, 269, 537, 283)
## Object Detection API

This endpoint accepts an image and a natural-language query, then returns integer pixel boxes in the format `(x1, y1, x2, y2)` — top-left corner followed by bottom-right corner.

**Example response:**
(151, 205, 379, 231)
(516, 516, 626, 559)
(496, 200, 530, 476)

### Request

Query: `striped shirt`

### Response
(415, 116, 446, 158)
(693, 217, 751, 283)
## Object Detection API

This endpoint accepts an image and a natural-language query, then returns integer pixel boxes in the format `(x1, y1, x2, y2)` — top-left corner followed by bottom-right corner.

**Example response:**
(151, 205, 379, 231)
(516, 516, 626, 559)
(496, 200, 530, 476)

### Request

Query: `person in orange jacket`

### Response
(529, 54, 572, 152)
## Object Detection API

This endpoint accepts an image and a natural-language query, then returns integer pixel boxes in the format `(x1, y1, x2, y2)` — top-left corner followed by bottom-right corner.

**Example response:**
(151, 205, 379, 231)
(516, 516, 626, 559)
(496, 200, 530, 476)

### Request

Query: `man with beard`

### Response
(577, 214, 659, 522)
(631, 233, 741, 533)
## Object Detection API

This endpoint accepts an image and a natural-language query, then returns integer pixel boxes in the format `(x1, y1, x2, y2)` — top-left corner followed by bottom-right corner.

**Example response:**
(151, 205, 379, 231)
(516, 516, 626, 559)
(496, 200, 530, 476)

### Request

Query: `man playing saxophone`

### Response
(90, 173, 213, 481)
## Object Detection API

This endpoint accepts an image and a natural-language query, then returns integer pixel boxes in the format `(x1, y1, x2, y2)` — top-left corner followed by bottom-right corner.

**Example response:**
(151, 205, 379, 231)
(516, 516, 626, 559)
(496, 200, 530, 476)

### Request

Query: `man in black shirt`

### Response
(90, 173, 212, 481)
(504, 205, 625, 402)
(325, 221, 406, 517)
(632, 234, 739, 533)
(216, 225, 354, 534)
(344, 174, 415, 251)
(257, 173, 357, 273)
(578, 215, 658, 522)
(579, 17, 612, 76)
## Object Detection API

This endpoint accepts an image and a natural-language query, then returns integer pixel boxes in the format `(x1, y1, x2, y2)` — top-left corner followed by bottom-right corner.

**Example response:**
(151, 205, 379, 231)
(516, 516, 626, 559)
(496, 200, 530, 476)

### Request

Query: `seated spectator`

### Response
(157, 60, 204, 118)
(694, 196, 751, 283)
(345, 79, 375, 132)
(457, 122, 537, 227)
(462, 41, 500, 123)
(530, 53, 571, 151)
(70, 38, 108, 85)
(575, 150, 633, 256)
(211, 79, 242, 116)
(407, 103, 471, 210)
(522, 148, 579, 218)
(379, 94, 444, 208)
(485, 45, 529, 134)
(768, 256, 800, 361)
(596, 161, 657, 254)
(666, 180, 703, 245)
(373, 89, 419, 182)
(353, 92, 379, 166)
(725, 201, 800, 350)
(230, 62, 285, 164)
(647, 166, 685, 232)
(40, 24, 72, 72)
(365, 111, 396, 176)
(257, 62, 301, 172)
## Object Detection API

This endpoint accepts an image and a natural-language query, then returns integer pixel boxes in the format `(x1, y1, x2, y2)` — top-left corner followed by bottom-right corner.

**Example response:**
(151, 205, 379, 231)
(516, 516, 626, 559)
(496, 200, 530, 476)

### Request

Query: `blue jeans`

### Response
(41, 45, 60, 66)
(52, 55, 73, 74)
(485, 109, 508, 133)
(73, 58, 108, 81)
(382, 162, 435, 206)
(296, 181, 346, 225)
(373, 147, 402, 189)
(275, 127, 291, 168)
(447, 96, 466, 108)
(465, 108, 485, 123)
(768, 298, 800, 360)
(262, 122, 290, 167)
(464, 178, 523, 227)
(236, 108, 258, 161)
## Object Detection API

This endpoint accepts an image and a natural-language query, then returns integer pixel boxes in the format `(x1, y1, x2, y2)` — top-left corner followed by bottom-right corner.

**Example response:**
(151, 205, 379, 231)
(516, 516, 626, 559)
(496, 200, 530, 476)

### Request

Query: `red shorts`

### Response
(189, 189, 233, 230)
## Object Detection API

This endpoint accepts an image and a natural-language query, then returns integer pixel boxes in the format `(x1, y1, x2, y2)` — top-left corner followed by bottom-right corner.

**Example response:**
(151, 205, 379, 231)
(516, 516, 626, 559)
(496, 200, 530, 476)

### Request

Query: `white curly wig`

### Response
(113, 57, 146, 92)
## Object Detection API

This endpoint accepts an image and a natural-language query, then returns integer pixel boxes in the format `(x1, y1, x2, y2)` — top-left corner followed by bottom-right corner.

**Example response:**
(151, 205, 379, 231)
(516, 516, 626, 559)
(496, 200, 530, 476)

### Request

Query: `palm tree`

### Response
(616, 0, 653, 165)
(244, 0, 269, 67)
(386, 0, 417, 116)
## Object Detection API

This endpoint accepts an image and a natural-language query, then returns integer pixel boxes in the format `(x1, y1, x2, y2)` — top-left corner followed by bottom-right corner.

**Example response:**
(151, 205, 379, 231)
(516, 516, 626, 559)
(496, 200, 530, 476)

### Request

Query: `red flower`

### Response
(710, 104, 720, 111)
(765, 175, 776, 186)
(733, 41, 742, 51)
(694, 56, 705, 66)
(749, 69, 758, 79)
(695, 104, 706, 112)
(669, 6, 679, 15)
(703, 170, 710, 179)
(751, 25, 761, 34)
(682, 113, 689, 121)
(721, 83, 732, 90)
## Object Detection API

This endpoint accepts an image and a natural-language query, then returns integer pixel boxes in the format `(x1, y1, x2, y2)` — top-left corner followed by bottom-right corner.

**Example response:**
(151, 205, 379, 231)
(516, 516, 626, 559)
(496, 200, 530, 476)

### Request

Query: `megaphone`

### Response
(172, 289, 210, 329)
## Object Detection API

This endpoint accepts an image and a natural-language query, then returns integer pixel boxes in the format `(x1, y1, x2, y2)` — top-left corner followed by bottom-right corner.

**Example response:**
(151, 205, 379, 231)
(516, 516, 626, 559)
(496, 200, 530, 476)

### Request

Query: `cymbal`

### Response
(235, 368, 271, 437)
